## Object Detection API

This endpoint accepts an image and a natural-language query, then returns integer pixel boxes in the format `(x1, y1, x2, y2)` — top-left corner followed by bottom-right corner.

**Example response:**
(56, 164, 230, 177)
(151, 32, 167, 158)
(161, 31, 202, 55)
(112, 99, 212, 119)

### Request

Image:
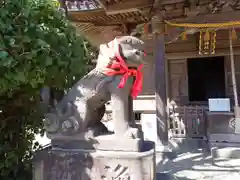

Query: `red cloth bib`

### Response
(103, 39, 144, 99)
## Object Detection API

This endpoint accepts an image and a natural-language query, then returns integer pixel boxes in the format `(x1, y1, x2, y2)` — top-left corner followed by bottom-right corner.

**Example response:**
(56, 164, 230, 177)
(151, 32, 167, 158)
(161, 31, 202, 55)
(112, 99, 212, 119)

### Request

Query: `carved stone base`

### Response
(51, 135, 143, 152)
(33, 141, 156, 180)
(47, 126, 143, 152)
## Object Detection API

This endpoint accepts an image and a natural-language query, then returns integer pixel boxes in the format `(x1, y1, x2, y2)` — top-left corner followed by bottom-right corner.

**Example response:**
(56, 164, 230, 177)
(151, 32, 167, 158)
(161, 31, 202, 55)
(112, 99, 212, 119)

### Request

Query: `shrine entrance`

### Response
(168, 56, 226, 138)
(188, 56, 226, 102)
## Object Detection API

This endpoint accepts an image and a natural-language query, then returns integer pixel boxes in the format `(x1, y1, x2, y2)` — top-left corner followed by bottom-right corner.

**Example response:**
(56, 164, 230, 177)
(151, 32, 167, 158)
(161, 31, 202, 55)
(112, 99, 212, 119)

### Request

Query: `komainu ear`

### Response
(130, 32, 142, 38)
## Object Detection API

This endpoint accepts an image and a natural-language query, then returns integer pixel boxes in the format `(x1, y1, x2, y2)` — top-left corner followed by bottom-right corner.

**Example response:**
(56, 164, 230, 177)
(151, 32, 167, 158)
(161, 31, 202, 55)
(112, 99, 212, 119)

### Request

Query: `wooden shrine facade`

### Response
(61, 0, 240, 147)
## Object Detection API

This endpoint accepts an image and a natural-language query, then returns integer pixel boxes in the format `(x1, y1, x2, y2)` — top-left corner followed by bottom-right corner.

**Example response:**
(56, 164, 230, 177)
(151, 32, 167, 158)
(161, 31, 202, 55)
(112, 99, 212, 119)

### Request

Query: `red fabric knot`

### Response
(103, 38, 143, 99)
(105, 63, 143, 99)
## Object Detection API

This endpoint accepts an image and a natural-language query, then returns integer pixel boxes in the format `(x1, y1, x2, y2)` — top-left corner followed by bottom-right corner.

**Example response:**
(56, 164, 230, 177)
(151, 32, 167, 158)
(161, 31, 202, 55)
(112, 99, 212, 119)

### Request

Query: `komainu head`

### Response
(97, 36, 145, 69)
(115, 36, 145, 67)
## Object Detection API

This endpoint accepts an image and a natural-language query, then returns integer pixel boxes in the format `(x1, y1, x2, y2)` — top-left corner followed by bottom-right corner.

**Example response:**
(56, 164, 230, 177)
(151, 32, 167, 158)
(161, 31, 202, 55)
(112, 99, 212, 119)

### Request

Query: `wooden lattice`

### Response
(169, 106, 207, 138)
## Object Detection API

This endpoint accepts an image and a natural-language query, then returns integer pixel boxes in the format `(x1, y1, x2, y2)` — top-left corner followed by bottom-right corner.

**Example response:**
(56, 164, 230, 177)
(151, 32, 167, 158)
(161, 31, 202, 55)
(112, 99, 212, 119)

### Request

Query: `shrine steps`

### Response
(210, 143, 240, 159)
(209, 133, 240, 159)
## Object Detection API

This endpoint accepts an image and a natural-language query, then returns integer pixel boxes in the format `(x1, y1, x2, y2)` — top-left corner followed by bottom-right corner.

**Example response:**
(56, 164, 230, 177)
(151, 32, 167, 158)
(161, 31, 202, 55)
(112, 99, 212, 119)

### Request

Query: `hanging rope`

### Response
(164, 20, 240, 28)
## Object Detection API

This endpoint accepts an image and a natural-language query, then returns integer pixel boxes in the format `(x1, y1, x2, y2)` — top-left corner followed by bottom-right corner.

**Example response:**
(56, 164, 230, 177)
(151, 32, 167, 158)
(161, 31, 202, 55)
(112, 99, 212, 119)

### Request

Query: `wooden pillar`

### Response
(152, 16, 168, 146)
(126, 25, 135, 128)
(229, 29, 240, 133)
(128, 95, 135, 126)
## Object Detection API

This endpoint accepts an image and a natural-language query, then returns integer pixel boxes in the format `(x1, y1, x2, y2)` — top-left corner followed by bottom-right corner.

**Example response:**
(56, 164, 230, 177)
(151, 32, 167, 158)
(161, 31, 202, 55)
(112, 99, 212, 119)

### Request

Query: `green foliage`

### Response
(0, 0, 91, 179)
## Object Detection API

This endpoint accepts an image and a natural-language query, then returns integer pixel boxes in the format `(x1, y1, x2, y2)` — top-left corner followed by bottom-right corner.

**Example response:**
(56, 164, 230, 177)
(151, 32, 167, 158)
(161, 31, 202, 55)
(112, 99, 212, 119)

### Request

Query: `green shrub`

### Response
(0, 0, 91, 179)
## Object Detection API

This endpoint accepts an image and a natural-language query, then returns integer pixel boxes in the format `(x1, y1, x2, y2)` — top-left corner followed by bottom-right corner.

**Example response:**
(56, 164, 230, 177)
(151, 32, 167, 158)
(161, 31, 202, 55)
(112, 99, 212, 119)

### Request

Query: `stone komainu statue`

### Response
(44, 36, 145, 141)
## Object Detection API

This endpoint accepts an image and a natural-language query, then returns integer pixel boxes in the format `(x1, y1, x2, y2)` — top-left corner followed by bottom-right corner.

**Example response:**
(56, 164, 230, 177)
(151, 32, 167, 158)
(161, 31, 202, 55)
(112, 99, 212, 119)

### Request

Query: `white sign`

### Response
(208, 98, 230, 112)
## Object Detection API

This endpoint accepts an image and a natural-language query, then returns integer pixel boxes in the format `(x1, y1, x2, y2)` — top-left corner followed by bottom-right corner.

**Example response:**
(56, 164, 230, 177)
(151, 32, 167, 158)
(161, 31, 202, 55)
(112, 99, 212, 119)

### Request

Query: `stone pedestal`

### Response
(51, 134, 143, 152)
(141, 113, 171, 153)
(33, 141, 156, 180)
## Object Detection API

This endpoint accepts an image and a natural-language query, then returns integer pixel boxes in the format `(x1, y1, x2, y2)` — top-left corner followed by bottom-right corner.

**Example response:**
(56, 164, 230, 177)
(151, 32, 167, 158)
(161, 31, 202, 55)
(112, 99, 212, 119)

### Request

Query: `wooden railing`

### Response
(63, 0, 101, 11)
(169, 105, 207, 138)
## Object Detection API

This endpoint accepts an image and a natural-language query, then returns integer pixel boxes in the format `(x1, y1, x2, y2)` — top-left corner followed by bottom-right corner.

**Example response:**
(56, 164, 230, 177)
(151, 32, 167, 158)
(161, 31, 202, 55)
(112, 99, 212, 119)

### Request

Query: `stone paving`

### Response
(157, 152, 240, 180)
(156, 139, 240, 180)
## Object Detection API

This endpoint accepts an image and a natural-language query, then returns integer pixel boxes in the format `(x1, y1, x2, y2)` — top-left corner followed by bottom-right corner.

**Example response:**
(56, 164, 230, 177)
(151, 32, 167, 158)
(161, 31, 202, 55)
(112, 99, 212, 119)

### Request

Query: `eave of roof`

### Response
(65, 0, 240, 46)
